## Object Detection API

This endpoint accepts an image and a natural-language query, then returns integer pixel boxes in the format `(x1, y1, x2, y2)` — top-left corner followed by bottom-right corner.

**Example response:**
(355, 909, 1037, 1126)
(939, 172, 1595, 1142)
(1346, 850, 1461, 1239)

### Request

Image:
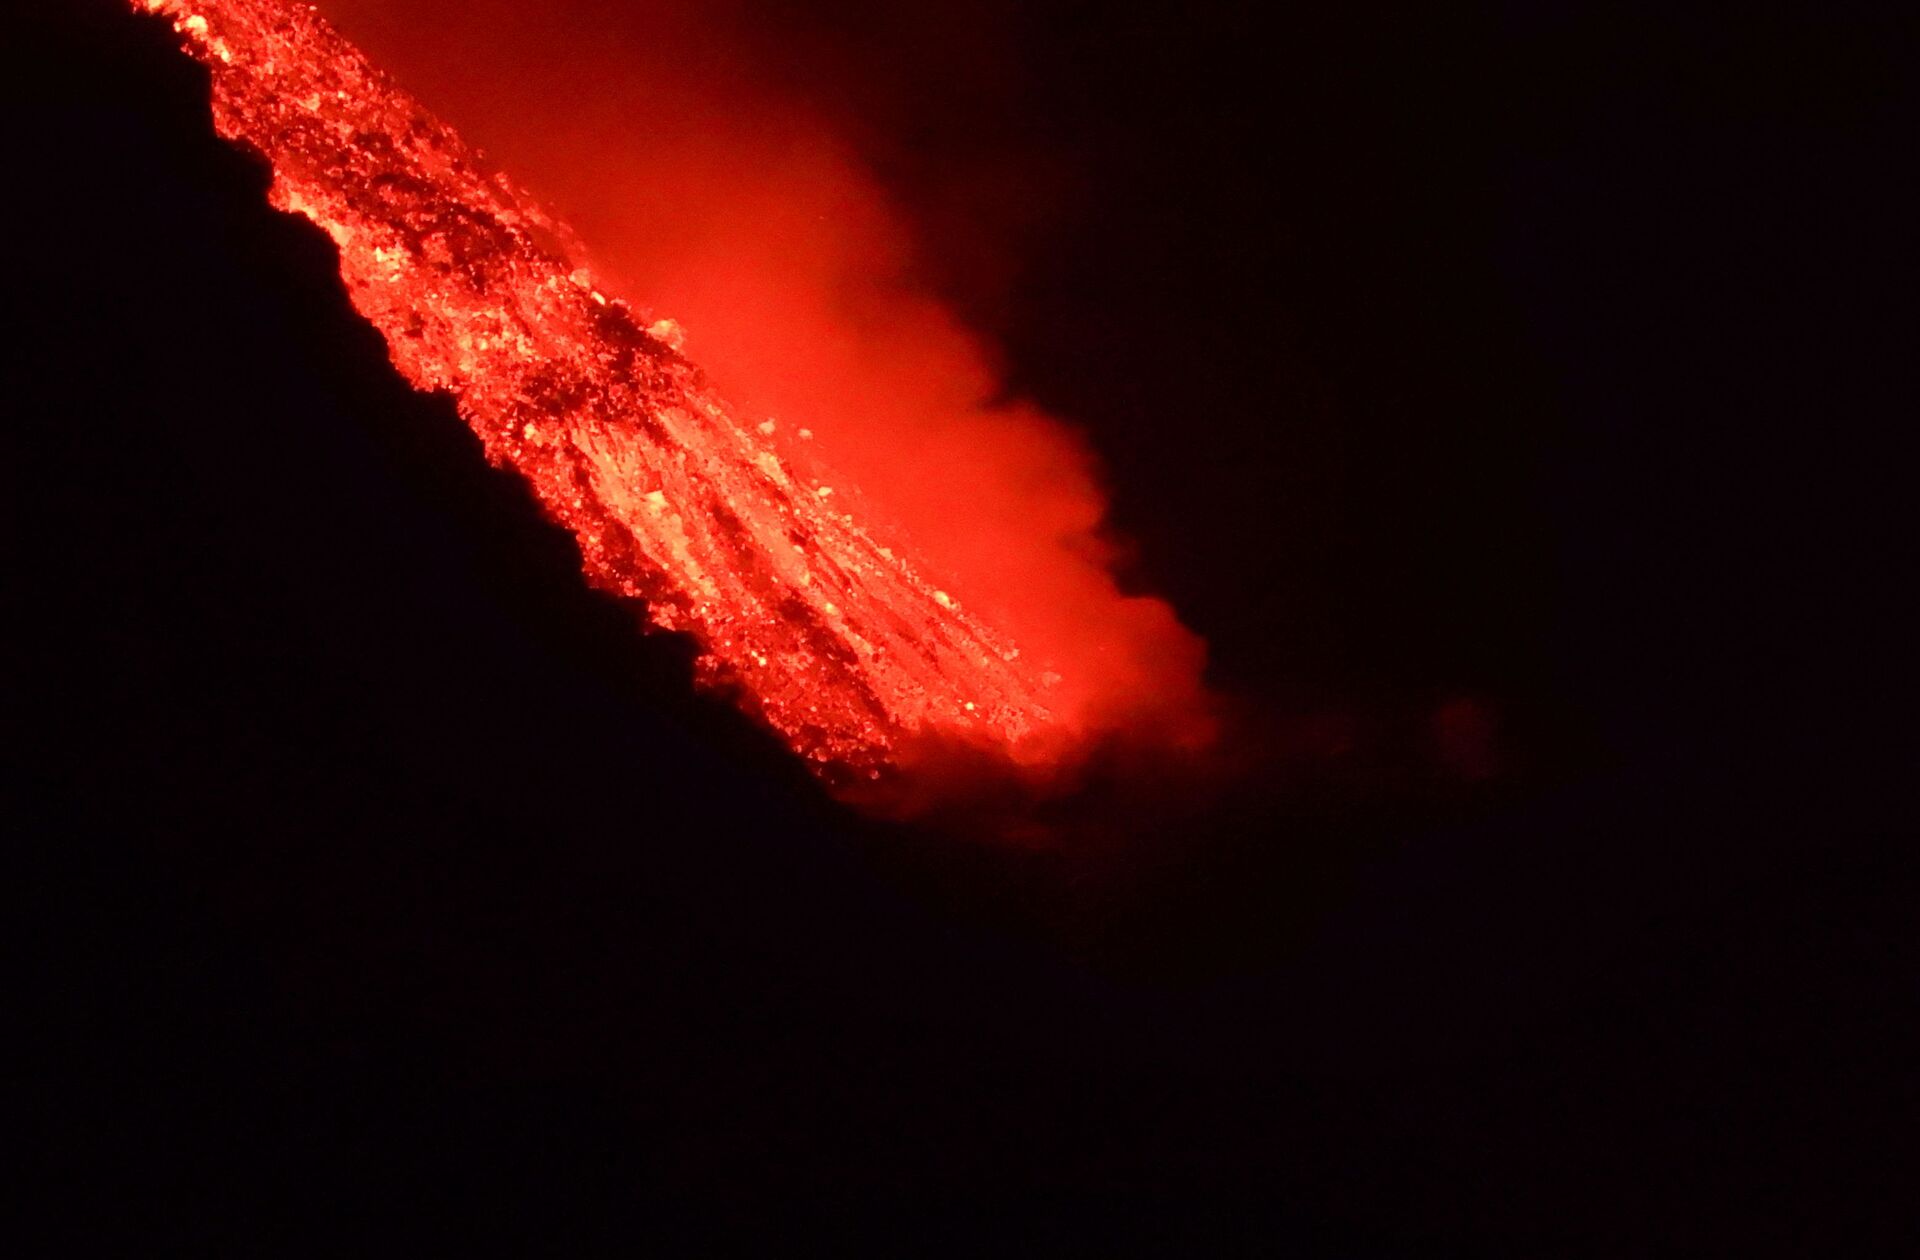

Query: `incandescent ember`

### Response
(135, 0, 1066, 783)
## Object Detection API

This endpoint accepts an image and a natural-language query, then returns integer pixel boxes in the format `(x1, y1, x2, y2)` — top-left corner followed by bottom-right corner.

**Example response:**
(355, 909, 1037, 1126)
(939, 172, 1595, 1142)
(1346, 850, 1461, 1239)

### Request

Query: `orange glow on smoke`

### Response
(138, 0, 1211, 799)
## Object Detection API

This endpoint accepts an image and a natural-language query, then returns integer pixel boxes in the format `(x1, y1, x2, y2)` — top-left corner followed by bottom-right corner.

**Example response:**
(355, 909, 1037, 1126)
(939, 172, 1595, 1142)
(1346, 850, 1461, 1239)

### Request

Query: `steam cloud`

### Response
(322, 0, 1213, 780)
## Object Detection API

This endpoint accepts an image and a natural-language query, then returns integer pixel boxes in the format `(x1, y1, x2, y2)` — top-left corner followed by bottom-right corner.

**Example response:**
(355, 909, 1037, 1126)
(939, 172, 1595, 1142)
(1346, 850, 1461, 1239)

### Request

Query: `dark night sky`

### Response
(11, 1, 1913, 1252)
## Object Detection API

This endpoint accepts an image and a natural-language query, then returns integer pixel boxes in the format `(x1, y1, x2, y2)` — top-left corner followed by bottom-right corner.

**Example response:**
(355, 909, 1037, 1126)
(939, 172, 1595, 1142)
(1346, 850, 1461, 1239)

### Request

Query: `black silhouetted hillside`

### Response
(10, 5, 1138, 1246)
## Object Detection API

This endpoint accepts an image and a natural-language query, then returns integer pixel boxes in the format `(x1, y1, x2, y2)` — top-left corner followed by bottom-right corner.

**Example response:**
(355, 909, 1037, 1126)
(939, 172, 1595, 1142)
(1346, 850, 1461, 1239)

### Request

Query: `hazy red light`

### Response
(140, 0, 1214, 805)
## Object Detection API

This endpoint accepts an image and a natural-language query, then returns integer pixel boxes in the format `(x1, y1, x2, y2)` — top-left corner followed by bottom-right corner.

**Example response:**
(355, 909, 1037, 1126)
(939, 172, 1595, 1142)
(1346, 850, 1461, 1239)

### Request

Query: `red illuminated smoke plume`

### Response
(139, 0, 1210, 794)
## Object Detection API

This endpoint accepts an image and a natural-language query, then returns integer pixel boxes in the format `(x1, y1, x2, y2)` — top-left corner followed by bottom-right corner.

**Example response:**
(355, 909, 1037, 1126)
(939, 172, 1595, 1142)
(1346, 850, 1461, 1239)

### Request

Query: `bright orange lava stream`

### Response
(137, 0, 1069, 784)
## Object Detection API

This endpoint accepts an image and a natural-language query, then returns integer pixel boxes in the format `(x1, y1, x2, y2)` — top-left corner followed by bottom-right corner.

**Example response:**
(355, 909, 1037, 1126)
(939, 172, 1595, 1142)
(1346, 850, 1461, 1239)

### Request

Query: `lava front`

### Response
(136, 0, 1067, 784)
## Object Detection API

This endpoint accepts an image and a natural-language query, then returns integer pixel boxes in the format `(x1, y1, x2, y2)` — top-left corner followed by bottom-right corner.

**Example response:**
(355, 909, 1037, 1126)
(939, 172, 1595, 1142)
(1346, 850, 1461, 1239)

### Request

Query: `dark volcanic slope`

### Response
(9, 3, 1134, 1241)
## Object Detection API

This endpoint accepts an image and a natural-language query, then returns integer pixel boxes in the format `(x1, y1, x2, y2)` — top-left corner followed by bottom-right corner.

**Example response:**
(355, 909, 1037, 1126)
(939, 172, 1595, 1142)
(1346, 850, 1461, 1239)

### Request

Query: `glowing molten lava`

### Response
(136, 0, 1206, 790)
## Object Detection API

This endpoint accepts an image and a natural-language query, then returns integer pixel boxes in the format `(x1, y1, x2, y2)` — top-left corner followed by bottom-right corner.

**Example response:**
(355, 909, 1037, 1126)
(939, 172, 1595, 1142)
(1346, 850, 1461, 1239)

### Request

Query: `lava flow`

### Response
(136, 0, 1204, 793)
